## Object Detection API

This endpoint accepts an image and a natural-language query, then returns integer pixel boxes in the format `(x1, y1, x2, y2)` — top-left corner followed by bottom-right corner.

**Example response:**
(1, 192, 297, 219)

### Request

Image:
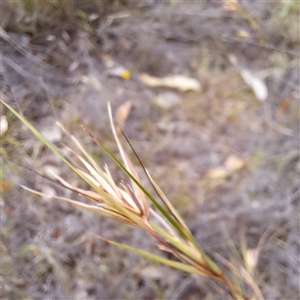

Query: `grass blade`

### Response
(119, 127, 189, 231)
(20, 185, 134, 224)
(108, 103, 149, 218)
(56, 121, 107, 180)
(82, 125, 189, 239)
(1, 99, 150, 227)
(93, 234, 209, 276)
(151, 223, 205, 265)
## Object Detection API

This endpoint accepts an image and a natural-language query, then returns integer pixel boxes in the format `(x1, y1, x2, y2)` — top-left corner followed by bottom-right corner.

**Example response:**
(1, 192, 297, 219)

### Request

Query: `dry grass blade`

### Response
(240, 226, 271, 276)
(50, 172, 104, 203)
(108, 103, 149, 219)
(2, 95, 249, 299)
(118, 127, 208, 259)
(81, 125, 186, 235)
(56, 121, 107, 179)
(118, 127, 222, 274)
(118, 127, 220, 275)
(104, 164, 122, 198)
(20, 185, 134, 224)
(214, 253, 262, 300)
(151, 223, 204, 266)
(93, 234, 208, 276)
(59, 142, 146, 217)
(1, 98, 150, 228)
(119, 127, 188, 228)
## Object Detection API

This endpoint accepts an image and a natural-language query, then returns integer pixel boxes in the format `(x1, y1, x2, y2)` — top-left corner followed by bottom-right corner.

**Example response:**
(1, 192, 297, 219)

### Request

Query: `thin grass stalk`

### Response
(1, 96, 250, 299)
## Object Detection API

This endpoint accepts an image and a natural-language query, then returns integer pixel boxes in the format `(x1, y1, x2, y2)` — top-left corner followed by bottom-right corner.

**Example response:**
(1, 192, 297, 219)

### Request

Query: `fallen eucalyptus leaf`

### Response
(114, 101, 132, 127)
(222, 0, 238, 11)
(224, 155, 245, 171)
(229, 54, 268, 101)
(236, 29, 251, 39)
(140, 74, 201, 92)
(240, 69, 268, 101)
(206, 167, 230, 179)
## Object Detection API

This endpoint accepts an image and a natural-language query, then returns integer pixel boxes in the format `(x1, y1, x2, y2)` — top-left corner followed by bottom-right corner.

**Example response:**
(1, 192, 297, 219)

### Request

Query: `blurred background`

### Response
(1, 0, 299, 299)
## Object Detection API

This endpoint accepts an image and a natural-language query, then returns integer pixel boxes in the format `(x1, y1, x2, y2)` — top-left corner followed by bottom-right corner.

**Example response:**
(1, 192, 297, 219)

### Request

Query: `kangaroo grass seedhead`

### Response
(1, 95, 249, 299)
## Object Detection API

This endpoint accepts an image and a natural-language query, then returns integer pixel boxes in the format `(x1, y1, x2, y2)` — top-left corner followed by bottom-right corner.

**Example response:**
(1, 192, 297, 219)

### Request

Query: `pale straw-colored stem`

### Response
(150, 208, 177, 236)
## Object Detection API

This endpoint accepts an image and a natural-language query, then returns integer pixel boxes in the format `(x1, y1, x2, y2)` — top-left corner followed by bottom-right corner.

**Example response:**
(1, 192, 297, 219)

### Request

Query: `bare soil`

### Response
(1, 2, 299, 300)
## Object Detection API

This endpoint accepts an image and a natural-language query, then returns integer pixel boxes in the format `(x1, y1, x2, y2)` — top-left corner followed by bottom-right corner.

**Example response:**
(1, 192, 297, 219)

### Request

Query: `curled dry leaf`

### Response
(114, 101, 132, 127)
(0, 115, 8, 137)
(224, 155, 245, 171)
(236, 29, 251, 39)
(207, 155, 245, 179)
(140, 74, 201, 92)
(206, 167, 230, 179)
(222, 0, 238, 11)
(229, 54, 268, 101)
(240, 69, 268, 101)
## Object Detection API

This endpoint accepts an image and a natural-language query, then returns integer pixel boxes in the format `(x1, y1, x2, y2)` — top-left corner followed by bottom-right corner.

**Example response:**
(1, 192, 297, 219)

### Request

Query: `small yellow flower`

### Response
(121, 70, 131, 80)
